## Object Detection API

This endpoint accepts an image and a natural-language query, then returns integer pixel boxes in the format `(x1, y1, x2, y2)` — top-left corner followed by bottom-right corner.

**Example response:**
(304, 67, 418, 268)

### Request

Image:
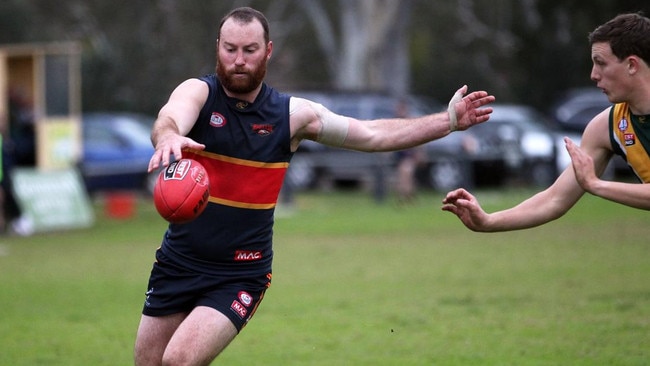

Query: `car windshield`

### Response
(112, 117, 152, 146)
(84, 114, 153, 147)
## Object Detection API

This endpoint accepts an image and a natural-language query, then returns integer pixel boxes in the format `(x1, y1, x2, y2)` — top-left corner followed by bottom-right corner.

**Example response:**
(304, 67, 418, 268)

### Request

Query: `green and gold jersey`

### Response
(609, 103, 650, 183)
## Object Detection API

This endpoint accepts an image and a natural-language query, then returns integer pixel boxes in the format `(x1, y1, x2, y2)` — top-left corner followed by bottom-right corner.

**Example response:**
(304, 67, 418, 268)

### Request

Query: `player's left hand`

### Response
(148, 133, 205, 172)
(448, 85, 496, 132)
(564, 137, 598, 192)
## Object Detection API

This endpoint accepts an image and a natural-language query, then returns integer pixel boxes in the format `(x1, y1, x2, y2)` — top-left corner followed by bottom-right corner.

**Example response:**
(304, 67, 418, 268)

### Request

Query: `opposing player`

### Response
(135, 6, 495, 365)
(442, 12, 650, 232)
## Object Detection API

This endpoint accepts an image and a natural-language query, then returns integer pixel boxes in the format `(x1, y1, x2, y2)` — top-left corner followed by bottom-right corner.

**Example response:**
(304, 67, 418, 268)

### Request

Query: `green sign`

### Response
(11, 168, 94, 234)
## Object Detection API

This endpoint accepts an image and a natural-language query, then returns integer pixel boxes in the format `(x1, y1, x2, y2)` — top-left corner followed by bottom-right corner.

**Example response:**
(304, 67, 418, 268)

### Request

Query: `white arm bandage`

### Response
(291, 98, 349, 147)
(314, 103, 349, 146)
(447, 90, 463, 132)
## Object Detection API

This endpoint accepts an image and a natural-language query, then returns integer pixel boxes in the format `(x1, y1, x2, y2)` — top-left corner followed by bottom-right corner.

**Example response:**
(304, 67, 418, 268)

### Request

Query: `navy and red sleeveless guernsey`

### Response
(158, 74, 292, 274)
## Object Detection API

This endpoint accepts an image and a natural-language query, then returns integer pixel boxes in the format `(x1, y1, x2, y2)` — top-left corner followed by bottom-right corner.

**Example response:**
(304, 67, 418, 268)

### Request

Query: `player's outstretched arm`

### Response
(442, 164, 589, 232)
(309, 86, 495, 152)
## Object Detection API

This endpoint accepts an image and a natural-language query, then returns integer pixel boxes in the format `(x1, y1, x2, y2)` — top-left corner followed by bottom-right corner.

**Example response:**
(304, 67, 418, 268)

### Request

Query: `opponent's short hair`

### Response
(588, 12, 650, 64)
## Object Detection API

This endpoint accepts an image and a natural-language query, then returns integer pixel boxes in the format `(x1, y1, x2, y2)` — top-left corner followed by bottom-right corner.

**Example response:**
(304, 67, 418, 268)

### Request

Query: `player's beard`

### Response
(216, 56, 267, 95)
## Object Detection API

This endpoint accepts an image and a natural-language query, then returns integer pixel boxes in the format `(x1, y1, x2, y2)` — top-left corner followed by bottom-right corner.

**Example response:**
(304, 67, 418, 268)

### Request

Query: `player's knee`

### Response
(162, 345, 218, 366)
(134, 337, 163, 366)
(161, 350, 191, 366)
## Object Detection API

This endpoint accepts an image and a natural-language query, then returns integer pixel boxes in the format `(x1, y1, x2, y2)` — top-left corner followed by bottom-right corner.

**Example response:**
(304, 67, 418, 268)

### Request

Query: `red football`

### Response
(153, 158, 210, 223)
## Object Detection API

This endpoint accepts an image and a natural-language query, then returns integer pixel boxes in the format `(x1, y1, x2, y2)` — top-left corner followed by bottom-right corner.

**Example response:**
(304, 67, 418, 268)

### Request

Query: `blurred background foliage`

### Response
(1, 0, 649, 115)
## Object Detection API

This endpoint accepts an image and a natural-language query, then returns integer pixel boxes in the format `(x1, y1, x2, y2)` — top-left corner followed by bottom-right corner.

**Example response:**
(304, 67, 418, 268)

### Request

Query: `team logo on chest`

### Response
(210, 112, 226, 127)
(252, 123, 274, 136)
(618, 117, 635, 146)
(618, 117, 628, 131)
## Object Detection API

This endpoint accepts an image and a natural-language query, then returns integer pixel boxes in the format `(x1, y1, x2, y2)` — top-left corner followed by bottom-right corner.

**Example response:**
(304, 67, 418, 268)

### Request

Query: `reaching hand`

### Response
(148, 133, 205, 172)
(564, 137, 598, 192)
(441, 188, 491, 232)
(447, 85, 495, 132)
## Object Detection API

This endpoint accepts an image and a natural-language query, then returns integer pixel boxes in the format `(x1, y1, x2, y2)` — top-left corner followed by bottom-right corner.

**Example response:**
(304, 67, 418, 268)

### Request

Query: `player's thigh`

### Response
(134, 312, 187, 366)
(163, 306, 238, 365)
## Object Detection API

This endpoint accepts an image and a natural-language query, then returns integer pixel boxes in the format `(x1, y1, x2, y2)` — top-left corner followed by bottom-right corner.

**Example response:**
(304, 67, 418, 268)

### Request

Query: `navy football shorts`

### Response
(141, 249, 272, 332)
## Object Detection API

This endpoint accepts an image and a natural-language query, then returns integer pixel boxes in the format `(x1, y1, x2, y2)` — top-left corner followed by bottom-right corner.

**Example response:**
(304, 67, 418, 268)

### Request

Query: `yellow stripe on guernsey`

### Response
(183, 149, 288, 209)
(611, 103, 650, 182)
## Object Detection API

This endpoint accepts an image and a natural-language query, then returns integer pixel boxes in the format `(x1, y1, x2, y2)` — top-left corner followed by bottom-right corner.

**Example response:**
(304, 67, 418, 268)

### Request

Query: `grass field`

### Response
(0, 188, 649, 365)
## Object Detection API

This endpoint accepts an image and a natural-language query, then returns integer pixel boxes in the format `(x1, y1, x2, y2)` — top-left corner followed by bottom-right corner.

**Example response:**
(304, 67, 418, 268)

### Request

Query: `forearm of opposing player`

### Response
(488, 199, 567, 231)
(588, 180, 650, 210)
(487, 181, 584, 231)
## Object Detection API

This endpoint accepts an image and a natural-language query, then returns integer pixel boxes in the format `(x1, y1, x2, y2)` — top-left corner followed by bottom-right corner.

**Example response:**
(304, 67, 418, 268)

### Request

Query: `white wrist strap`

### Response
(447, 91, 463, 132)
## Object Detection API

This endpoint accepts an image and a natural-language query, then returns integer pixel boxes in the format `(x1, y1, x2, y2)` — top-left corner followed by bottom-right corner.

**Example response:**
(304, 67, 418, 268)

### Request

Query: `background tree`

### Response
(1, 0, 649, 115)
(409, 0, 650, 111)
(298, 0, 413, 94)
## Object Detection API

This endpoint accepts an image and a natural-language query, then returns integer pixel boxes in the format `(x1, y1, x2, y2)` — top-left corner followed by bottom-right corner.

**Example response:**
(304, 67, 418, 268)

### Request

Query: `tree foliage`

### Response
(410, 0, 650, 109)
(1, 0, 649, 115)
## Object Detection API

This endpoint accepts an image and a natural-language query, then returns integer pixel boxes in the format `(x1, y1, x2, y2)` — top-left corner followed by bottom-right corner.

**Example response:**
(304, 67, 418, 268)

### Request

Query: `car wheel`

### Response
(285, 154, 316, 190)
(427, 157, 472, 191)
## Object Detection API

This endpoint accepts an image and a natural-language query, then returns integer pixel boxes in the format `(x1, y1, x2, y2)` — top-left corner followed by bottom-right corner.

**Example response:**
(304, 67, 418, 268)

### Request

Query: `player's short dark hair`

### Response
(218, 7, 270, 44)
(588, 12, 650, 64)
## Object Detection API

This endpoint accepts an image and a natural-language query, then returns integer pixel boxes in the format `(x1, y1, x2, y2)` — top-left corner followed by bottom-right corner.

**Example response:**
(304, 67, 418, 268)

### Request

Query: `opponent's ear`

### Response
(627, 56, 640, 75)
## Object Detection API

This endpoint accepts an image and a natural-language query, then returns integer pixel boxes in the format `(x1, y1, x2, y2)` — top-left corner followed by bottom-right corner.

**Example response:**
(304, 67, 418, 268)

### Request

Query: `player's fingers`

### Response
(170, 146, 182, 164)
(475, 111, 493, 124)
(472, 94, 496, 107)
(148, 150, 163, 172)
(440, 204, 456, 214)
(442, 191, 461, 205)
(564, 136, 578, 149)
(564, 139, 580, 158)
(455, 85, 468, 97)
(190, 141, 206, 151)
(448, 187, 468, 198)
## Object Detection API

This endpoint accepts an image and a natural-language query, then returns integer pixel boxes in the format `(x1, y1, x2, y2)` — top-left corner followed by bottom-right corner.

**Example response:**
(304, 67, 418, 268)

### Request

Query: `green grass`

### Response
(1, 189, 649, 365)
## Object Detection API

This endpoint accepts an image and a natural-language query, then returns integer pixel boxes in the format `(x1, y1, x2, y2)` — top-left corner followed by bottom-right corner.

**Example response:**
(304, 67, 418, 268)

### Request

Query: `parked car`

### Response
(418, 103, 561, 190)
(425, 104, 563, 190)
(551, 87, 610, 132)
(467, 104, 560, 187)
(79, 112, 157, 194)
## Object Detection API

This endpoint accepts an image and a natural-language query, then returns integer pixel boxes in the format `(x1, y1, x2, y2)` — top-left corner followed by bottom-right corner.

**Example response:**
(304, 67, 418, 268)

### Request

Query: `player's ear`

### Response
(627, 56, 640, 75)
(266, 41, 273, 60)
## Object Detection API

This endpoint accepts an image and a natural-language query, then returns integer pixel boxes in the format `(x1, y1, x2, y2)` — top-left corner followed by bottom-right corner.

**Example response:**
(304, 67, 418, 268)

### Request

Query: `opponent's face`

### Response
(216, 18, 272, 96)
(590, 42, 633, 103)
